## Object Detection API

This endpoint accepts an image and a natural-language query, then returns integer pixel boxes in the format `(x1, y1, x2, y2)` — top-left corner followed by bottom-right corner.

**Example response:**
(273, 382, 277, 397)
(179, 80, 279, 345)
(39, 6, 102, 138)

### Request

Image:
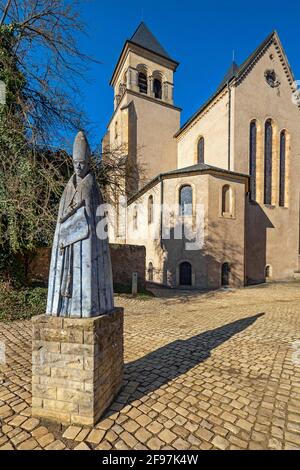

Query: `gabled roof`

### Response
(130, 22, 172, 61)
(166, 162, 248, 178)
(176, 30, 298, 138)
(236, 31, 275, 80)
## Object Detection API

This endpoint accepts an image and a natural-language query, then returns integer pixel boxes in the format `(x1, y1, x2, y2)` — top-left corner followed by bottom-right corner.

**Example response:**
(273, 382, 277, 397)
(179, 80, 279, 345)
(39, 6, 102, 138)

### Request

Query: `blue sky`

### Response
(75, 0, 300, 149)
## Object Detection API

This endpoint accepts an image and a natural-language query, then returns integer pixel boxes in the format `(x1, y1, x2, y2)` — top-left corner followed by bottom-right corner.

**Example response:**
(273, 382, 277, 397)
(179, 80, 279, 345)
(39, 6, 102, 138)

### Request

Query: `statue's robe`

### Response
(46, 172, 114, 317)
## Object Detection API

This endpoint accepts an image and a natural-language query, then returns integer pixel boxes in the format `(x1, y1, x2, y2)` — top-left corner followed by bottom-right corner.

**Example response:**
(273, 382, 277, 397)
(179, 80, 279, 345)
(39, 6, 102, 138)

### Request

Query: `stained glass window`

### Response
(249, 121, 257, 200)
(179, 186, 193, 216)
(197, 137, 205, 164)
(279, 131, 286, 207)
(264, 120, 273, 205)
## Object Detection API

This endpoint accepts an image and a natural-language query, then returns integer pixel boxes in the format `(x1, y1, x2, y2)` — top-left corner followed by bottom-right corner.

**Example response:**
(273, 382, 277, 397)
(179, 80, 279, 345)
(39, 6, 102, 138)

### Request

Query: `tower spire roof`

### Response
(218, 61, 239, 89)
(130, 22, 172, 61)
(110, 22, 178, 86)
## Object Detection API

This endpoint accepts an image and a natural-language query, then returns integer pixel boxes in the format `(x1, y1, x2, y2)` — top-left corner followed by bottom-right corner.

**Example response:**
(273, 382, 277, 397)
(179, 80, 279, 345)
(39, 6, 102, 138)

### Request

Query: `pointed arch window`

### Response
(197, 137, 205, 164)
(264, 119, 273, 205)
(249, 121, 257, 200)
(179, 185, 193, 216)
(138, 72, 148, 94)
(279, 130, 286, 207)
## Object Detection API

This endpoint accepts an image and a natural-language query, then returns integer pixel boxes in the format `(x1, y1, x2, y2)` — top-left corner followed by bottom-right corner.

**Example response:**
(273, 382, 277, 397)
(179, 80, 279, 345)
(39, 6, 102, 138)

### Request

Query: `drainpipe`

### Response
(227, 82, 232, 171)
(159, 175, 164, 248)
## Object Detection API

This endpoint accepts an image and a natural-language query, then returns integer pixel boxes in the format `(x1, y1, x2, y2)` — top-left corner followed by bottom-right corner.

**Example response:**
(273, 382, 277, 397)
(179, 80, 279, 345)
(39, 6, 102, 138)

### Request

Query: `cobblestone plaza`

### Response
(0, 282, 300, 450)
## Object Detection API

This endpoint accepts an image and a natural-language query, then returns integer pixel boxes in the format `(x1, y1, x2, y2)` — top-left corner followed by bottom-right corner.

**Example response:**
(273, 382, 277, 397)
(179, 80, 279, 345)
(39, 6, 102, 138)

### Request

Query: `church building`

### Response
(103, 23, 300, 289)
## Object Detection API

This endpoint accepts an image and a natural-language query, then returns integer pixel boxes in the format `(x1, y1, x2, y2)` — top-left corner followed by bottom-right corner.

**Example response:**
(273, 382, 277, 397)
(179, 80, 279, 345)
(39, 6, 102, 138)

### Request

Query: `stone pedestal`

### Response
(31, 308, 124, 426)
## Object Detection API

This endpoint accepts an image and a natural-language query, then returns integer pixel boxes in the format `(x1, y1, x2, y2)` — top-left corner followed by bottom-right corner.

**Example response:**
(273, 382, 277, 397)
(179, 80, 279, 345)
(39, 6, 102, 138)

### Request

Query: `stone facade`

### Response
(232, 40, 300, 284)
(105, 25, 300, 289)
(125, 171, 247, 289)
(31, 309, 124, 426)
(177, 89, 230, 170)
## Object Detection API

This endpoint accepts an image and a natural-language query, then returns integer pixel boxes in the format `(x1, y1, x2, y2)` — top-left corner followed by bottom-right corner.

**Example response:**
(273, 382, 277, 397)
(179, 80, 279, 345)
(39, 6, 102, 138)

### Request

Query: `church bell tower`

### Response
(103, 22, 181, 194)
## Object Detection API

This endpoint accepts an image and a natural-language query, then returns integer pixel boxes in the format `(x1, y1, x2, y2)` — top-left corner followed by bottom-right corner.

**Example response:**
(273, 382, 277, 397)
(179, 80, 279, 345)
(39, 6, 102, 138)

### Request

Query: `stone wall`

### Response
(28, 244, 146, 290)
(110, 244, 146, 290)
(32, 308, 124, 426)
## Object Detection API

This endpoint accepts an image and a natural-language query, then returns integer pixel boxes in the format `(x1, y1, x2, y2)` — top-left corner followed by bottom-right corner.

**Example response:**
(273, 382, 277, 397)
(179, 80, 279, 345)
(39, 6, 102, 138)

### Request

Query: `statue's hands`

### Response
(60, 200, 86, 224)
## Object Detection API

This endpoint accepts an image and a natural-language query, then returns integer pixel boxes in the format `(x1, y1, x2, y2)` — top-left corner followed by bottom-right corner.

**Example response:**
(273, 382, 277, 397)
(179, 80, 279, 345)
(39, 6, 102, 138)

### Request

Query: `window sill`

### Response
(220, 213, 235, 220)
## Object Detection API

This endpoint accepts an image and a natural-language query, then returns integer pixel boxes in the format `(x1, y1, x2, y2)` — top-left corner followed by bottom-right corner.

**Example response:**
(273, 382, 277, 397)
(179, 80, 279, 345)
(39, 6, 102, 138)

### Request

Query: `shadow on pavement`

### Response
(105, 312, 265, 417)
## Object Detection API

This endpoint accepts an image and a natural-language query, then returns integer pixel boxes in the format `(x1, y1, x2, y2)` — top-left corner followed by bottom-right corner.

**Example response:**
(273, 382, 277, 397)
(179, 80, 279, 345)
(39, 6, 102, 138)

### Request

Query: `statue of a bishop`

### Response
(46, 131, 114, 318)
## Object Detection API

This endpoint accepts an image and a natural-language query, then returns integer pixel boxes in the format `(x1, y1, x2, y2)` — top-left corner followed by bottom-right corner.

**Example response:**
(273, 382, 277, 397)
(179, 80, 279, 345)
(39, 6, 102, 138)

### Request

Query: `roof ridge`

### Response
(175, 31, 286, 138)
(236, 30, 275, 80)
(128, 164, 249, 204)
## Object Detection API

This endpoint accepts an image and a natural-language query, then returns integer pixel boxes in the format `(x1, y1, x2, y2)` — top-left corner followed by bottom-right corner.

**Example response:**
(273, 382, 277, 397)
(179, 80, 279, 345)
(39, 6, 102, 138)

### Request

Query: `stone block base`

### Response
(31, 308, 124, 426)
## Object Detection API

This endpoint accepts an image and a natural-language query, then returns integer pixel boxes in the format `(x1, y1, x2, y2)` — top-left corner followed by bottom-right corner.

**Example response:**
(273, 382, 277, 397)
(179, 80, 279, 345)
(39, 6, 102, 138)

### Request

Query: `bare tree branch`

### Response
(0, 0, 12, 26)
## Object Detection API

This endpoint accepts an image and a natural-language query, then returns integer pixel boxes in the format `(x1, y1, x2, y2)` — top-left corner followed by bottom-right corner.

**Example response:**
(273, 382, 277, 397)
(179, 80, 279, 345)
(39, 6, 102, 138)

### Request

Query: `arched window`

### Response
(179, 185, 193, 216)
(138, 72, 148, 94)
(197, 137, 205, 164)
(249, 121, 257, 200)
(279, 130, 286, 207)
(133, 205, 138, 230)
(264, 119, 273, 205)
(153, 78, 162, 99)
(179, 262, 192, 286)
(115, 121, 118, 139)
(148, 195, 154, 224)
(222, 185, 231, 215)
(221, 263, 230, 287)
(148, 262, 154, 282)
(265, 265, 272, 279)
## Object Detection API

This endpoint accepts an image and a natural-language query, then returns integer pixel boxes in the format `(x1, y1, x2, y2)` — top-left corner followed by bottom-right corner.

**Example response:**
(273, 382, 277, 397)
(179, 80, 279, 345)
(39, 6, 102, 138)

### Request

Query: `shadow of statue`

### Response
(105, 312, 265, 416)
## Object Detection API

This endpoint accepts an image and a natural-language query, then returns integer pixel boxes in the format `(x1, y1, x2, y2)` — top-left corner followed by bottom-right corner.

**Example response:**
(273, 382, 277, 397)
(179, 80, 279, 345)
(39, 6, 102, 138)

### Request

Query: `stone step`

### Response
(294, 272, 300, 280)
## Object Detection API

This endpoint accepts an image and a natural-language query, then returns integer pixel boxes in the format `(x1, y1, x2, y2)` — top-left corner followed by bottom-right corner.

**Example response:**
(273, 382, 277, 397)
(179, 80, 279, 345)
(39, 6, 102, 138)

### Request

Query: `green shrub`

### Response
(0, 282, 47, 321)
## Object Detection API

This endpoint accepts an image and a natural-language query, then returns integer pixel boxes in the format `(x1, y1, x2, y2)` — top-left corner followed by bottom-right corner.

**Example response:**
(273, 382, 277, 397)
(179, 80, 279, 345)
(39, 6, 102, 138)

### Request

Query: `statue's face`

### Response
(74, 159, 89, 179)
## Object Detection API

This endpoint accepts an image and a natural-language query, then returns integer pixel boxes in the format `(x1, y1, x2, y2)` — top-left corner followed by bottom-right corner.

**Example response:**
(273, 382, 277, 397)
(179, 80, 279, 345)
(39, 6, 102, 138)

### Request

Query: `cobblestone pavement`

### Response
(0, 282, 300, 451)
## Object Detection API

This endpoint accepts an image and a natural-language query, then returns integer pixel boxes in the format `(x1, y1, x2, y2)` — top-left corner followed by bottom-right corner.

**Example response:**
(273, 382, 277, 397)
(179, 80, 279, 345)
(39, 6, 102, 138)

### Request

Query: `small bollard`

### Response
(132, 272, 138, 296)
